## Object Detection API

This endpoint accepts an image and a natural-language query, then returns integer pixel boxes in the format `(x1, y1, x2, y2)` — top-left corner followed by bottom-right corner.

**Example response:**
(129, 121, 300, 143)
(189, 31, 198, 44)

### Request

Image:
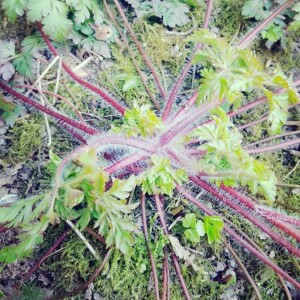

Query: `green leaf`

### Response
(242, 0, 267, 21)
(0, 63, 15, 80)
(262, 24, 282, 42)
(161, 2, 190, 27)
(109, 176, 136, 200)
(2, 0, 27, 22)
(64, 187, 85, 208)
(26, 0, 54, 22)
(204, 216, 224, 244)
(13, 50, 35, 79)
(182, 213, 197, 228)
(76, 209, 92, 230)
(184, 229, 200, 243)
(113, 102, 163, 137)
(289, 2, 300, 32)
(141, 155, 188, 196)
(0, 218, 49, 264)
(196, 220, 206, 236)
(0, 41, 15, 60)
(115, 73, 141, 92)
(41, 1, 73, 41)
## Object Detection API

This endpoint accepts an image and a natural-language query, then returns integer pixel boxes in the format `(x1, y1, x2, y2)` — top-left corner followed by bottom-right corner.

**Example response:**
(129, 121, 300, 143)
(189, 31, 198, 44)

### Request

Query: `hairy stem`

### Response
(176, 184, 300, 289)
(162, 0, 214, 121)
(141, 194, 160, 300)
(247, 138, 300, 154)
(16, 84, 86, 123)
(220, 185, 300, 240)
(154, 195, 191, 300)
(162, 250, 170, 300)
(38, 23, 125, 115)
(190, 177, 300, 257)
(0, 81, 98, 135)
(160, 100, 218, 146)
(112, 0, 166, 100)
(104, 0, 161, 110)
(238, 0, 296, 48)
(222, 237, 262, 300)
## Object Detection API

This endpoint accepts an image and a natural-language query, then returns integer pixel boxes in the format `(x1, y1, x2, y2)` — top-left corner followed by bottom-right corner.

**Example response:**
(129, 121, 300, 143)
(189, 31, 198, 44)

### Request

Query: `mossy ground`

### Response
(1, 0, 300, 299)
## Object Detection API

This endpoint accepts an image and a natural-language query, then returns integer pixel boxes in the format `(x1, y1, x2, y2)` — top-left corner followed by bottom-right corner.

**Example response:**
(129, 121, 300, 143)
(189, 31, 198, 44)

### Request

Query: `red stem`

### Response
(162, 250, 170, 300)
(247, 138, 300, 154)
(104, 0, 161, 110)
(154, 195, 191, 300)
(105, 153, 148, 174)
(185, 78, 300, 145)
(38, 23, 125, 115)
(160, 101, 218, 146)
(59, 122, 87, 144)
(171, 92, 198, 121)
(190, 177, 300, 257)
(0, 81, 98, 135)
(50, 249, 111, 300)
(176, 185, 300, 290)
(220, 185, 300, 241)
(141, 194, 160, 300)
(162, 0, 214, 121)
(16, 84, 86, 123)
(112, 0, 166, 100)
(16, 228, 71, 290)
(0, 225, 8, 233)
(238, 0, 295, 48)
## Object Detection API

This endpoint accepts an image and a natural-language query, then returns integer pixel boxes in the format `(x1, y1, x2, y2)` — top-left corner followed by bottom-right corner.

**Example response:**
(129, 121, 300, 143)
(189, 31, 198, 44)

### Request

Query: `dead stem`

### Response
(222, 237, 262, 300)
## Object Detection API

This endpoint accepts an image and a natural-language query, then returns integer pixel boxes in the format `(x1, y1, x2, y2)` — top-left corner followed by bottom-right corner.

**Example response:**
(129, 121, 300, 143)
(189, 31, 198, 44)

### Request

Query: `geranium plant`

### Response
(0, 0, 299, 298)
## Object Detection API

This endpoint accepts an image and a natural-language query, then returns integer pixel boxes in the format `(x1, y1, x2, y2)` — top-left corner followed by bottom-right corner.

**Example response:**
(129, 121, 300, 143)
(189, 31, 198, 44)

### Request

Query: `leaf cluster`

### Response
(141, 155, 188, 197)
(289, 2, 300, 32)
(0, 34, 46, 80)
(191, 108, 277, 202)
(189, 29, 299, 133)
(2, 0, 105, 42)
(242, 0, 292, 46)
(124, 0, 192, 27)
(112, 102, 163, 137)
(55, 148, 139, 255)
(0, 194, 50, 264)
(182, 213, 224, 244)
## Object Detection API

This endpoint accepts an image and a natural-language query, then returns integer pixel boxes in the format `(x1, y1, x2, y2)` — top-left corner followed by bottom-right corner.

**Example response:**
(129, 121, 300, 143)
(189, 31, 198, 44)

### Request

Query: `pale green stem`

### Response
(66, 220, 100, 260)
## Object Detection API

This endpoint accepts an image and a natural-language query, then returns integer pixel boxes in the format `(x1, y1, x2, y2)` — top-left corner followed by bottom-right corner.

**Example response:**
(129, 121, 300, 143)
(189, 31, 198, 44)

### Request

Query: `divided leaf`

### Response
(191, 107, 277, 202)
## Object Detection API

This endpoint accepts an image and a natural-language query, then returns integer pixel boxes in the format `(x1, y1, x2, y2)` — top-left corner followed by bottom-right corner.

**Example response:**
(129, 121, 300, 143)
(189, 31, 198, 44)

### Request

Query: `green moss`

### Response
(9, 117, 44, 161)
(213, 0, 245, 38)
(45, 233, 100, 295)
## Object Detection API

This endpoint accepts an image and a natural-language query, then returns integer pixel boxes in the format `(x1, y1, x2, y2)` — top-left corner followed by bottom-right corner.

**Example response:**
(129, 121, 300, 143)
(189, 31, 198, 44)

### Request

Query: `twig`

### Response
(162, 250, 170, 300)
(154, 195, 191, 300)
(15, 228, 71, 290)
(247, 138, 300, 154)
(222, 237, 262, 300)
(282, 159, 300, 181)
(244, 130, 300, 149)
(162, 0, 214, 121)
(104, 0, 161, 110)
(66, 220, 100, 260)
(36, 60, 52, 147)
(141, 194, 160, 300)
(38, 23, 125, 115)
(85, 227, 106, 244)
(238, 0, 295, 48)
(49, 249, 112, 300)
(112, 0, 166, 100)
